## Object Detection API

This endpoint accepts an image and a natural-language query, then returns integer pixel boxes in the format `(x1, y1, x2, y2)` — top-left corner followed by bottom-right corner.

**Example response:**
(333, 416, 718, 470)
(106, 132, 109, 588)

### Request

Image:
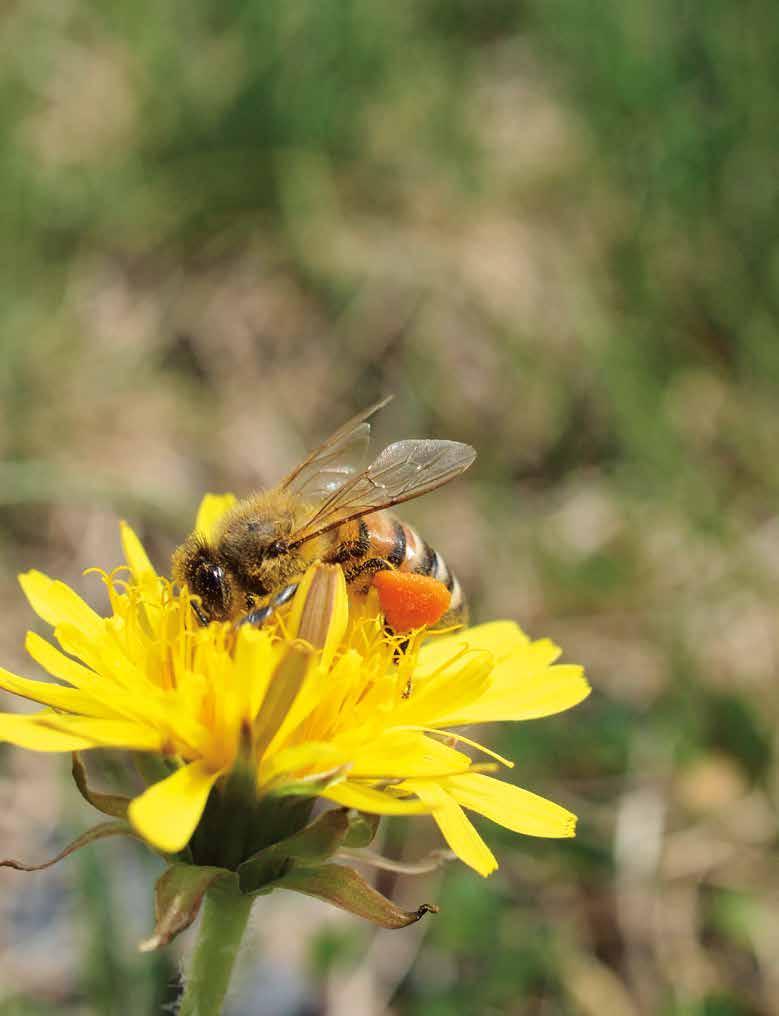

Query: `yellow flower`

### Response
(0, 494, 589, 879)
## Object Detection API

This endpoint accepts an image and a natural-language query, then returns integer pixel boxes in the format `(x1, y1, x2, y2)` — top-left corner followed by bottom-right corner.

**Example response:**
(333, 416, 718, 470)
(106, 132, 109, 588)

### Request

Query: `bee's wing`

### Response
(280, 396, 393, 501)
(289, 439, 476, 546)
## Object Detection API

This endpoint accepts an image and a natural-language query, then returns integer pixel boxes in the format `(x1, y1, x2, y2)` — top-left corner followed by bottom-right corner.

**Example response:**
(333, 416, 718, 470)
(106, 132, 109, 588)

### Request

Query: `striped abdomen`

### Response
(328, 511, 466, 626)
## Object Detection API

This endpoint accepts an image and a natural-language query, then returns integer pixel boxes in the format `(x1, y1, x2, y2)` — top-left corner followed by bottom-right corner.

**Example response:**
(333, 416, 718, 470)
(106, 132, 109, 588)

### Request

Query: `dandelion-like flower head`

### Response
(0, 494, 589, 879)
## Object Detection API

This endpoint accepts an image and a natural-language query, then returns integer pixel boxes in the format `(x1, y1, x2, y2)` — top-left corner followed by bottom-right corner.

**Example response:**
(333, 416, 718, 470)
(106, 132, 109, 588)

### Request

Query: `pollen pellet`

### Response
(373, 570, 451, 631)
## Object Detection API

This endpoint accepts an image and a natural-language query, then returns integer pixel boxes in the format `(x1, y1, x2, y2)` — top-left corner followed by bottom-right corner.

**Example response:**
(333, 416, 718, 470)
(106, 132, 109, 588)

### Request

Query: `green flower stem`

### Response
(178, 880, 253, 1016)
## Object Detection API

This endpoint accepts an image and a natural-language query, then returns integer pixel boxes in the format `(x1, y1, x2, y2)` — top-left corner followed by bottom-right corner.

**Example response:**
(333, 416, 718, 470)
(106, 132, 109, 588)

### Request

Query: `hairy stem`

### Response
(178, 881, 253, 1016)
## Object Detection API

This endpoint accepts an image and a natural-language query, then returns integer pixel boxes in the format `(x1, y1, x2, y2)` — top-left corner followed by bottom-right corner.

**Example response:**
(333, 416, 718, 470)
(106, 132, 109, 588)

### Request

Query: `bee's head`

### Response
(172, 537, 233, 623)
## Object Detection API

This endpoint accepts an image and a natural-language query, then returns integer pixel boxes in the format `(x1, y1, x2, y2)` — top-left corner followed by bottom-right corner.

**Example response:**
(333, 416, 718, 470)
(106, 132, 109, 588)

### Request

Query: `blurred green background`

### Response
(1, 2, 777, 1014)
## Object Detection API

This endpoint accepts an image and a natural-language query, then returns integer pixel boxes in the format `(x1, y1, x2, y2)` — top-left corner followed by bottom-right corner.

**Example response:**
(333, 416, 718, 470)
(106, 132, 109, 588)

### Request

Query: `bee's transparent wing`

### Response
(289, 439, 476, 546)
(280, 396, 392, 502)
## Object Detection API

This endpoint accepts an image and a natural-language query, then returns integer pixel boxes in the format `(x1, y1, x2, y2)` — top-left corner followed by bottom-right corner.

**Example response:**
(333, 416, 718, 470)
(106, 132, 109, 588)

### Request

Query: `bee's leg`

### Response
(342, 557, 390, 591)
(271, 583, 298, 608)
(191, 601, 209, 627)
(234, 583, 299, 629)
(324, 540, 368, 565)
(236, 605, 273, 628)
(323, 520, 371, 566)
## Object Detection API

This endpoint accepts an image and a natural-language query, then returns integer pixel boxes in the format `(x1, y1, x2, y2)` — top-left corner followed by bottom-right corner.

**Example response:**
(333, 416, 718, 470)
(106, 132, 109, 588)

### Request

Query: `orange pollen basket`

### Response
(372, 570, 451, 632)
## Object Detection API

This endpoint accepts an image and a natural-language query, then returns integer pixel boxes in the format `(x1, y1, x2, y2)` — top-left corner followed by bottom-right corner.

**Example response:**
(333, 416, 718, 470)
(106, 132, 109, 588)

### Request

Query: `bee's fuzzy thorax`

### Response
(213, 489, 305, 542)
(207, 491, 313, 608)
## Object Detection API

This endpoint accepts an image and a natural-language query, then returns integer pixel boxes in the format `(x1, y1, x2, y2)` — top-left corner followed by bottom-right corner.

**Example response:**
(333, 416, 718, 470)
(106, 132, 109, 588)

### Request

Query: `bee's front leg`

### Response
(190, 601, 209, 626)
(234, 583, 299, 629)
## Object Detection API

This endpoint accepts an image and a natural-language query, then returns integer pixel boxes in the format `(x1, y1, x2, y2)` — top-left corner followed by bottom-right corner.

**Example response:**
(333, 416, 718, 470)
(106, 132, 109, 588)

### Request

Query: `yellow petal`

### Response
(397, 726, 514, 768)
(253, 646, 314, 760)
(322, 782, 432, 815)
(406, 779, 497, 876)
(348, 731, 471, 779)
(260, 740, 346, 787)
(52, 621, 148, 694)
(128, 760, 224, 853)
(37, 714, 164, 751)
(233, 626, 275, 721)
(18, 571, 103, 638)
(260, 569, 351, 754)
(0, 711, 96, 751)
(443, 772, 577, 838)
(0, 665, 101, 715)
(416, 621, 530, 675)
(398, 652, 493, 728)
(194, 493, 236, 541)
(25, 631, 97, 689)
(120, 521, 157, 583)
(519, 637, 564, 667)
(293, 649, 362, 739)
(438, 663, 590, 726)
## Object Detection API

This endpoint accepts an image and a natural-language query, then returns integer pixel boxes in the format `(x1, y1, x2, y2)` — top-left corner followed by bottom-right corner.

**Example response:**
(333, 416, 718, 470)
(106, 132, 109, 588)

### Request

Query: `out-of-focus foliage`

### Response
(0, 2, 777, 1014)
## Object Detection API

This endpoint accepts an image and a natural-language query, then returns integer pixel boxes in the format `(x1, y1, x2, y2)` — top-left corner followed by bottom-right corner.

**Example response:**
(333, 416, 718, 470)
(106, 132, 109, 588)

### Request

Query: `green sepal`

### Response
(71, 752, 131, 819)
(238, 807, 351, 894)
(133, 751, 180, 788)
(273, 862, 439, 929)
(341, 810, 380, 848)
(139, 863, 234, 952)
(0, 820, 133, 872)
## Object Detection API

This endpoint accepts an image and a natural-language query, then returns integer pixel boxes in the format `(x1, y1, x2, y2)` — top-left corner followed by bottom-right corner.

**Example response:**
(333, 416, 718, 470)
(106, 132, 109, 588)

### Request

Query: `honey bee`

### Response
(172, 397, 474, 630)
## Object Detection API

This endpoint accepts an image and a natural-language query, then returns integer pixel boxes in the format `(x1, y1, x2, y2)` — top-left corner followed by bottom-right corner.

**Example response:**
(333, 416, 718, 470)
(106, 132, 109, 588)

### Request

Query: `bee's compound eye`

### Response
(265, 540, 286, 559)
(199, 564, 225, 596)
